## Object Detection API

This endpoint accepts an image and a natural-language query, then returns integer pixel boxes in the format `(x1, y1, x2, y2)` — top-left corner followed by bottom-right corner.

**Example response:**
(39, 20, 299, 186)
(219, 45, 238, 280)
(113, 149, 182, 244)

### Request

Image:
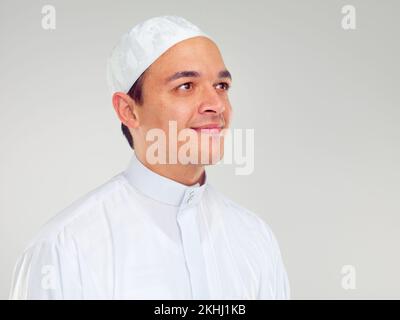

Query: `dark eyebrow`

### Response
(218, 69, 232, 80)
(166, 71, 200, 83)
(165, 69, 232, 83)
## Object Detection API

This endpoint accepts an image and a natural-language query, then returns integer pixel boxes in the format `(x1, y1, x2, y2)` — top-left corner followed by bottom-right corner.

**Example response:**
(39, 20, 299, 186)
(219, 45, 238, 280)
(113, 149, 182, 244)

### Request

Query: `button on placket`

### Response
(186, 190, 195, 204)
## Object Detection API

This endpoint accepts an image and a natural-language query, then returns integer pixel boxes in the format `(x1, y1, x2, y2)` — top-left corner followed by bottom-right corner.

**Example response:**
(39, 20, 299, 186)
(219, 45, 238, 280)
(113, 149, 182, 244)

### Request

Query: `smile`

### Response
(190, 124, 224, 134)
(191, 127, 223, 134)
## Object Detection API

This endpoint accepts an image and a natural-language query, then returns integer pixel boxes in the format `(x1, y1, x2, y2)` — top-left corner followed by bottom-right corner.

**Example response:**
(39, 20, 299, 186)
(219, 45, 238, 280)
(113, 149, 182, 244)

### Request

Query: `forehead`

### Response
(147, 36, 226, 79)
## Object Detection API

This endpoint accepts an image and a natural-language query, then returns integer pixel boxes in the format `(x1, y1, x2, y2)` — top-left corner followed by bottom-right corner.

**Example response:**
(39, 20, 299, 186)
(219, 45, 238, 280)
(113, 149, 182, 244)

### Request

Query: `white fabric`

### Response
(107, 15, 211, 94)
(9, 152, 290, 299)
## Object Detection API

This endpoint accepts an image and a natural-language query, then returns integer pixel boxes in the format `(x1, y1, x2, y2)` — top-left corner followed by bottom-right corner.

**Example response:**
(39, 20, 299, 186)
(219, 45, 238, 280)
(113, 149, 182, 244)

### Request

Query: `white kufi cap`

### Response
(107, 15, 211, 95)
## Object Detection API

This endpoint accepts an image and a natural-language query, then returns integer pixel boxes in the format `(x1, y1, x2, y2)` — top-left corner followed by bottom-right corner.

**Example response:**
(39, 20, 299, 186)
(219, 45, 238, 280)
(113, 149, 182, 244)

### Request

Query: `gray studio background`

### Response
(1, 0, 399, 299)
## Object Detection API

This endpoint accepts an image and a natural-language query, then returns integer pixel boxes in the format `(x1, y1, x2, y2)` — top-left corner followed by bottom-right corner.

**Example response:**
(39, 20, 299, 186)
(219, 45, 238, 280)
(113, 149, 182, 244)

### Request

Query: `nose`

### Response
(198, 85, 225, 115)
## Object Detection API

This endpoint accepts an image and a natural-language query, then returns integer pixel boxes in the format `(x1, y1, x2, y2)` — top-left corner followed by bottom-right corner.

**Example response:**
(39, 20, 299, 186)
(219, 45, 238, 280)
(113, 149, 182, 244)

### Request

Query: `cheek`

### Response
(165, 104, 195, 130)
(159, 90, 202, 128)
(141, 110, 165, 130)
(224, 105, 233, 127)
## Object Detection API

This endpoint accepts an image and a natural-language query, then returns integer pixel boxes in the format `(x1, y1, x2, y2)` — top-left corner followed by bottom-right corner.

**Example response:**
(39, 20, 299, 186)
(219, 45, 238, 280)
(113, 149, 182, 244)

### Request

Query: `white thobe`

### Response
(9, 152, 290, 299)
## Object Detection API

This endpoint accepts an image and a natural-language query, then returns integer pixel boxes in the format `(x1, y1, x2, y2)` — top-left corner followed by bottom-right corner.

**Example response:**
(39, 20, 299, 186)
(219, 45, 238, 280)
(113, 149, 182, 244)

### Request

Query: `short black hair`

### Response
(121, 70, 147, 149)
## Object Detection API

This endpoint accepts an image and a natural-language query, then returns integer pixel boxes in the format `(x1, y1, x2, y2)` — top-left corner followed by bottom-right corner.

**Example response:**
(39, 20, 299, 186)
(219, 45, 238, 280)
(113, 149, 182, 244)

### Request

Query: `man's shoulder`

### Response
(24, 173, 127, 251)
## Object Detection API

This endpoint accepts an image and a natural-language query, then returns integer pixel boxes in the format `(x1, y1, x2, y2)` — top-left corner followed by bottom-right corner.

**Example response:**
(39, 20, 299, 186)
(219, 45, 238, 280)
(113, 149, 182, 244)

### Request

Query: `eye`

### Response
(177, 82, 193, 91)
(215, 82, 231, 91)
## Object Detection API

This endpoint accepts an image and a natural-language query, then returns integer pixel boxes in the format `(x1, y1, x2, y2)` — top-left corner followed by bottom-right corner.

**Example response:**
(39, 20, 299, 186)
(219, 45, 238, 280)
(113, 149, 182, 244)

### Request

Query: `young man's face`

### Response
(134, 36, 232, 165)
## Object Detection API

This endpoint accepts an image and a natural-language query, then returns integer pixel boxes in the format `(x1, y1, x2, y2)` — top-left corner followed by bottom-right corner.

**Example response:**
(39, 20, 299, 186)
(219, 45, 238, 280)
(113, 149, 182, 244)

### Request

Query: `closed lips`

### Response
(190, 124, 223, 132)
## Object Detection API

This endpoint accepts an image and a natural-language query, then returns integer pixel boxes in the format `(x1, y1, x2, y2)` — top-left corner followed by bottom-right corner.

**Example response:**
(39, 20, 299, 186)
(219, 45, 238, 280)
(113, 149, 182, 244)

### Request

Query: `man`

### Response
(10, 16, 290, 299)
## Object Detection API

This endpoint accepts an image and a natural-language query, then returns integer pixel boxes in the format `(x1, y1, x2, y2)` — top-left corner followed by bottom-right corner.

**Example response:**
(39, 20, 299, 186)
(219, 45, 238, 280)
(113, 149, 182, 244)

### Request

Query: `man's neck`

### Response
(135, 152, 205, 186)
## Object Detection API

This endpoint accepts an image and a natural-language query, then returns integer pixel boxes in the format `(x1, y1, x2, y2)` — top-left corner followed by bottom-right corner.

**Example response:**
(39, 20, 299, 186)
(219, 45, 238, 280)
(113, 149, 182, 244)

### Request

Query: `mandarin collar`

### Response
(122, 152, 207, 207)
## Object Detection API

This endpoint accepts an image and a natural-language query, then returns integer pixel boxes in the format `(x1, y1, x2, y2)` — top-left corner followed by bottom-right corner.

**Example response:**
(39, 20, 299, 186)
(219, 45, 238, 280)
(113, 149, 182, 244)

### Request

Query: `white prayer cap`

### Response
(107, 15, 211, 95)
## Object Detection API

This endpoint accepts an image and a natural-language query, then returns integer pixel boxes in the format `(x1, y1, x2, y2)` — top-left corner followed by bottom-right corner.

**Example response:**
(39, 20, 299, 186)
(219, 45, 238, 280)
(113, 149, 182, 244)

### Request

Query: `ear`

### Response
(112, 92, 140, 129)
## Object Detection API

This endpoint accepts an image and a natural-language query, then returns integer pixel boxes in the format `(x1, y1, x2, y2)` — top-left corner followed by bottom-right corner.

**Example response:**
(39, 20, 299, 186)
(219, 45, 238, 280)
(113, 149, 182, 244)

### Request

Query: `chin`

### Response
(198, 143, 225, 165)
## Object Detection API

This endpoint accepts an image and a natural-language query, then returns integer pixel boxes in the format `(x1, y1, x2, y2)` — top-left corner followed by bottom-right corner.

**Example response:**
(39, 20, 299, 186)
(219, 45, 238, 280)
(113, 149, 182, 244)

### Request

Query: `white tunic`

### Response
(9, 152, 290, 299)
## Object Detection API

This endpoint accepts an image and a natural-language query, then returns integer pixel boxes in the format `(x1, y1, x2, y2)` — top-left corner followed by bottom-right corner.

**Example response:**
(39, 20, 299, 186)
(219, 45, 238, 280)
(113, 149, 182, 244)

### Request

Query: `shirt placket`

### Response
(177, 188, 209, 299)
